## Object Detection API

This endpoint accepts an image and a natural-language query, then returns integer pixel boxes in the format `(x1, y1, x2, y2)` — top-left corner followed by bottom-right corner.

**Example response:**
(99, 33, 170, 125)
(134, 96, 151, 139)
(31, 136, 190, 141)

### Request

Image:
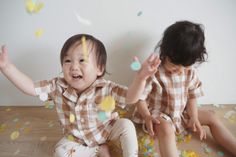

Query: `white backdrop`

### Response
(0, 0, 236, 106)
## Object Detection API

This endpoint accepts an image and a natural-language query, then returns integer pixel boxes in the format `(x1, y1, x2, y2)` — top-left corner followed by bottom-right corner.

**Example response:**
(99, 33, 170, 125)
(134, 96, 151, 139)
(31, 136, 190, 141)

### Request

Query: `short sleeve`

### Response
(188, 69, 204, 99)
(34, 78, 57, 101)
(109, 81, 128, 109)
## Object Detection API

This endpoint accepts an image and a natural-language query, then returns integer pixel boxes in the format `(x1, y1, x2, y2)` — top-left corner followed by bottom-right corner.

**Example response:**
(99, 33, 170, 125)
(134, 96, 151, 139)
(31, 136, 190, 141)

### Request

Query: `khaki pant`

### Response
(54, 118, 138, 157)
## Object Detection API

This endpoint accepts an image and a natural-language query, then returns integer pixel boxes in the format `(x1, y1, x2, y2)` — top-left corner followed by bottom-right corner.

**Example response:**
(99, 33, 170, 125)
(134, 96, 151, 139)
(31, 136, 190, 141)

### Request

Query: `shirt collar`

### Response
(57, 77, 108, 103)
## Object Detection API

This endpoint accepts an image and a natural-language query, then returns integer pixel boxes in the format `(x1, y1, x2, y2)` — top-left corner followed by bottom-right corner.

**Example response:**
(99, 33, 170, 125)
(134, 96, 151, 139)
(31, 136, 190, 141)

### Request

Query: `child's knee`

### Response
(119, 118, 135, 129)
(155, 120, 175, 137)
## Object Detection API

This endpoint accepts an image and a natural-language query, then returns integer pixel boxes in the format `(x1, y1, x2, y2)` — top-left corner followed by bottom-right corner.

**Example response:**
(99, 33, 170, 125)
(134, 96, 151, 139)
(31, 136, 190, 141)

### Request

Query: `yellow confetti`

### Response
(10, 131, 20, 140)
(35, 29, 43, 38)
(69, 113, 75, 123)
(26, 0, 44, 13)
(0, 124, 6, 133)
(184, 134, 192, 143)
(67, 135, 75, 141)
(100, 96, 115, 112)
(81, 36, 88, 62)
(5, 108, 11, 112)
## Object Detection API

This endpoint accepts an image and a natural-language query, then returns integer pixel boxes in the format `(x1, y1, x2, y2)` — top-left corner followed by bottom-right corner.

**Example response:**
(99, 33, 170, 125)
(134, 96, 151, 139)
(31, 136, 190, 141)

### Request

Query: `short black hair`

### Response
(155, 21, 207, 66)
(60, 34, 107, 77)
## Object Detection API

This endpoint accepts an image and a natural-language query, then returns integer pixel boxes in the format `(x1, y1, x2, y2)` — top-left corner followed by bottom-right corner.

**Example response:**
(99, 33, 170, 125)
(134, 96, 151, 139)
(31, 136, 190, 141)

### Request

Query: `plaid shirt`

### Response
(133, 66, 203, 133)
(34, 77, 127, 147)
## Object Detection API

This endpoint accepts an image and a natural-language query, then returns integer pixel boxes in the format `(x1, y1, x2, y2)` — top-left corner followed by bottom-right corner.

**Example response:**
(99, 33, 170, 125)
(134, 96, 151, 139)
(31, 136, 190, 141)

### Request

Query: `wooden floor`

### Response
(0, 105, 236, 157)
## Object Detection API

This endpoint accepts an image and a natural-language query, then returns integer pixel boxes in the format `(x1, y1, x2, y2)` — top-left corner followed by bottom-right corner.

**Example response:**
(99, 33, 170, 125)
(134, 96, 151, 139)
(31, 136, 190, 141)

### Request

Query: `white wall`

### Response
(0, 0, 236, 106)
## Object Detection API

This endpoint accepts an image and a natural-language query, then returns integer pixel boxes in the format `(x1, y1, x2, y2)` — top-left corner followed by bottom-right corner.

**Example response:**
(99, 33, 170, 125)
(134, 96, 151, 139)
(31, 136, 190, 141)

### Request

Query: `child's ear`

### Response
(97, 65, 104, 76)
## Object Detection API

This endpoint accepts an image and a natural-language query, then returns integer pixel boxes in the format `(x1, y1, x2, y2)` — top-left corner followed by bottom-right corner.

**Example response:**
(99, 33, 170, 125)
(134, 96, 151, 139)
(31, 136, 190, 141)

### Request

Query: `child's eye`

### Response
(79, 59, 85, 63)
(64, 59, 71, 63)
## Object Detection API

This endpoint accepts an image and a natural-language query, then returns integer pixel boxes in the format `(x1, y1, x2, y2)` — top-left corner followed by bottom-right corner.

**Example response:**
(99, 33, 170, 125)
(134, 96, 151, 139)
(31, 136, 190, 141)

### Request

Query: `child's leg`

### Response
(198, 110, 236, 155)
(108, 118, 138, 157)
(154, 118, 179, 157)
(54, 137, 99, 157)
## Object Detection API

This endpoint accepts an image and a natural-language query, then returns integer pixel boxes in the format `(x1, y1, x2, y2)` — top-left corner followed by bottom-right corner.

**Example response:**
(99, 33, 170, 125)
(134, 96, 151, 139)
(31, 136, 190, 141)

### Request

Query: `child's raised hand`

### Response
(144, 115, 160, 137)
(187, 117, 206, 140)
(137, 53, 161, 80)
(0, 45, 10, 70)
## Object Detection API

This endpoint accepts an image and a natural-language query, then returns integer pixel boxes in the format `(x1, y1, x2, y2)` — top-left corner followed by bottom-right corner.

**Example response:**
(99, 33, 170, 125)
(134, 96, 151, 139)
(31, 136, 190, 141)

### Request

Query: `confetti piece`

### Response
(13, 149, 20, 155)
(98, 111, 107, 121)
(67, 135, 75, 141)
(23, 127, 31, 134)
(217, 151, 224, 156)
(74, 10, 92, 26)
(26, 0, 44, 13)
(0, 124, 6, 133)
(10, 131, 20, 140)
(39, 93, 48, 101)
(6, 108, 11, 112)
(44, 101, 54, 109)
(35, 28, 44, 38)
(81, 36, 88, 62)
(137, 11, 143, 16)
(40, 136, 47, 141)
(69, 113, 75, 123)
(131, 61, 141, 71)
(204, 147, 212, 154)
(24, 121, 30, 125)
(100, 96, 115, 112)
(13, 118, 19, 123)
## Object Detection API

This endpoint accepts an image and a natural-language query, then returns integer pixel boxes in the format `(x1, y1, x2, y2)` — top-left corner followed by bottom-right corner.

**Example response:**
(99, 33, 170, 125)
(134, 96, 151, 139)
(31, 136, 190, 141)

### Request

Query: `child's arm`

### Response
(126, 53, 161, 104)
(0, 45, 36, 96)
(186, 99, 206, 140)
(136, 100, 160, 136)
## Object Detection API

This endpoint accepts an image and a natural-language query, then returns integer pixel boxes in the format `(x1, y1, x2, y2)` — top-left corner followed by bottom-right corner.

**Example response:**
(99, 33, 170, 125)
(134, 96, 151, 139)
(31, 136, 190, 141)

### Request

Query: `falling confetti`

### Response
(74, 10, 92, 26)
(100, 96, 115, 112)
(137, 11, 143, 16)
(69, 113, 75, 123)
(130, 56, 141, 71)
(25, 0, 44, 13)
(81, 36, 88, 62)
(35, 29, 44, 38)
(67, 135, 75, 141)
(10, 131, 20, 140)
(98, 111, 107, 121)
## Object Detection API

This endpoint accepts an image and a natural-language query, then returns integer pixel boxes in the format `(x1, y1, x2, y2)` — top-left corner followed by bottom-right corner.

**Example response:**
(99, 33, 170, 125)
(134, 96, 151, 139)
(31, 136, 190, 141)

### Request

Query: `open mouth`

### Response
(72, 74, 83, 79)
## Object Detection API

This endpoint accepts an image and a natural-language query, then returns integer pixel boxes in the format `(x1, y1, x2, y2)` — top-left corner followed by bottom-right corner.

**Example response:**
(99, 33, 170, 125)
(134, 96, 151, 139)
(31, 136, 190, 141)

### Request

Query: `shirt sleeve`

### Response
(34, 78, 57, 101)
(188, 69, 204, 99)
(109, 81, 128, 109)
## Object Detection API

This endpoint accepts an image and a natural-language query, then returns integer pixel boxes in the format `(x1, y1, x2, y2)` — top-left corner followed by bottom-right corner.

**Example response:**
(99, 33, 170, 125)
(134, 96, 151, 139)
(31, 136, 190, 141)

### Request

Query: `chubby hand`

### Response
(144, 115, 160, 137)
(187, 117, 206, 140)
(0, 45, 10, 70)
(136, 53, 161, 80)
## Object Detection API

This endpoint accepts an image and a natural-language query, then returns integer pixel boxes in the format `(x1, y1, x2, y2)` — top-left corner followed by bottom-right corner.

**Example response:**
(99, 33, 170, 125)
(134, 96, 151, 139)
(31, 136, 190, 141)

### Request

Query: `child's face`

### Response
(164, 58, 191, 74)
(62, 42, 103, 93)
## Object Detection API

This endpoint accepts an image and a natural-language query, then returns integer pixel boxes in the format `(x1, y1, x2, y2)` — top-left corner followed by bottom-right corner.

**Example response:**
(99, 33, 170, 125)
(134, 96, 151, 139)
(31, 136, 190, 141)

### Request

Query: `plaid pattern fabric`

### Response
(133, 66, 203, 133)
(34, 77, 127, 147)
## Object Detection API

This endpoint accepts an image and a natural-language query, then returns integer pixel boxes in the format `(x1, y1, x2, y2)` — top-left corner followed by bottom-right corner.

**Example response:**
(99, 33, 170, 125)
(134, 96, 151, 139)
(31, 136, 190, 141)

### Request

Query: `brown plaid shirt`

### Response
(133, 66, 203, 133)
(34, 77, 127, 147)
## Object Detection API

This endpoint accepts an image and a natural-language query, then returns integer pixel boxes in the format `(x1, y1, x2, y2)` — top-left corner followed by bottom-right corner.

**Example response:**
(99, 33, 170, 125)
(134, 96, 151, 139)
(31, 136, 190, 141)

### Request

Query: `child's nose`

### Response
(71, 62, 80, 70)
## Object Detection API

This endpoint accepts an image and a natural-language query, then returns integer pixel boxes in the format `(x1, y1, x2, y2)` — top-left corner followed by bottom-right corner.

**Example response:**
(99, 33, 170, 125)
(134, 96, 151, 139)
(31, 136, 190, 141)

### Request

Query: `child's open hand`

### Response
(0, 45, 10, 70)
(144, 115, 160, 137)
(187, 117, 206, 140)
(137, 53, 161, 80)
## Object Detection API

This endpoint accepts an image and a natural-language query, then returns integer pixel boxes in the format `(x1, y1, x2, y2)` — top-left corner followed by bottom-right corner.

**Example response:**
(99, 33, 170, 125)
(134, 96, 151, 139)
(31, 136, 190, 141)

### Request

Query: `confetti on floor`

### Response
(35, 29, 44, 38)
(10, 131, 20, 140)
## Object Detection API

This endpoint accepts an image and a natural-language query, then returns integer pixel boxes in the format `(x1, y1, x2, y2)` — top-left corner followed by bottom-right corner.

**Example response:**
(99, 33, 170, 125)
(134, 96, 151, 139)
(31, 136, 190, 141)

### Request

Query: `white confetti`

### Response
(74, 10, 92, 26)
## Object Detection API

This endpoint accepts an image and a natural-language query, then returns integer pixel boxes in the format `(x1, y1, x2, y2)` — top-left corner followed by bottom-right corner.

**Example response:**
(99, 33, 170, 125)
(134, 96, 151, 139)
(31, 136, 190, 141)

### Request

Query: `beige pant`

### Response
(54, 118, 138, 157)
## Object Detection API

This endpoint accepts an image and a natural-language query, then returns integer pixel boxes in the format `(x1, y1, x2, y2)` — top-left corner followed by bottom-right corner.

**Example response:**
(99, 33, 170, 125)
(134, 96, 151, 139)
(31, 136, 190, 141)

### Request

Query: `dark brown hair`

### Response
(60, 34, 107, 77)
